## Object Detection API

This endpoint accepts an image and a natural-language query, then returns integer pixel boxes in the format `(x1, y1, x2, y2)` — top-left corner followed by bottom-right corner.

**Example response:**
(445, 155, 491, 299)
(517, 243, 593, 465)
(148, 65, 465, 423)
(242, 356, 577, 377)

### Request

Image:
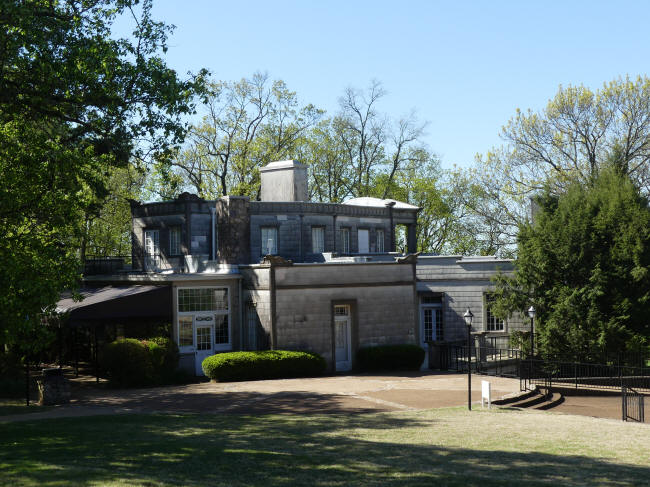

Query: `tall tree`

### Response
(155, 73, 323, 199)
(492, 167, 650, 361)
(0, 0, 206, 357)
(470, 76, 650, 252)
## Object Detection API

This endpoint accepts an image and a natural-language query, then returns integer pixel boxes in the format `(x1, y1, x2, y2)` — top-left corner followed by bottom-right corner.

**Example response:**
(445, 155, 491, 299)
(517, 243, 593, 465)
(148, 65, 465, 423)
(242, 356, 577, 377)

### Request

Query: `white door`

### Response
(334, 305, 352, 371)
(358, 229, 369, 253)
(194, 319, 215, 376)
(144, 229, 160, 271)
(420, 305, 442, 371)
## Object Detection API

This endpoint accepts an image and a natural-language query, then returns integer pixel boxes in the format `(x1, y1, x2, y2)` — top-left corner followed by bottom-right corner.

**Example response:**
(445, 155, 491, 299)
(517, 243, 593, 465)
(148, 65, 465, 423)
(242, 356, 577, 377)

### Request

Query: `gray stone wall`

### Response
(240, 266, 272, 350)
(216, 196, 250, 264)
(271, 262, 416, 370)
(130, 194, 213, 271)
(416, 256, 526, 344)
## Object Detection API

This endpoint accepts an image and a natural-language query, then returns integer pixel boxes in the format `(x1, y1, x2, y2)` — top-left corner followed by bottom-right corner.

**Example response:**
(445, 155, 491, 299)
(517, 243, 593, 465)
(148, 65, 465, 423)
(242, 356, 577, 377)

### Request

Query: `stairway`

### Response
(493, 385, 564, 411)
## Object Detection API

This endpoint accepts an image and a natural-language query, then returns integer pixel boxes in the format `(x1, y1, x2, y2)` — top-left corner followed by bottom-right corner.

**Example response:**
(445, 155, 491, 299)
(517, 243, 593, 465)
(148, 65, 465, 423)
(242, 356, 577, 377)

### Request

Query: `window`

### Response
(178, 288, 228, 312)
(358, 229, 369, 253)
(214, 315, 229, 345)
(340, 228, 350, 253)
(169, 226, 181, 255)
(421, 295, 443, 341)
(261, 227, 277, 256)
(485, 294, 505, 331)
(144, 229, 160, 270)
(178, 316, 193, 347)
(312, 226, 325, 253)
(376, 229, 385, 253)
(177, 287, 231, 352)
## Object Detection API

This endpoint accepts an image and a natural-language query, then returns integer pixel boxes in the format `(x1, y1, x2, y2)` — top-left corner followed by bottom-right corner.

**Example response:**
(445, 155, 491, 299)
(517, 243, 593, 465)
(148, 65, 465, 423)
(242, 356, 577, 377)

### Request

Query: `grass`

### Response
(0, 399, 52, 417)
(0, 408, 648, 486)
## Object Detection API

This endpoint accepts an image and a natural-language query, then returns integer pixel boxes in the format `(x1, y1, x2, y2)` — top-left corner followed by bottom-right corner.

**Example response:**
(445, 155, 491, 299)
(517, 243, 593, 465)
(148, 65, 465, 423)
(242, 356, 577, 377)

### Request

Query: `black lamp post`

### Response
(463, 308, 474, 411)
(527, 306, 536, 357)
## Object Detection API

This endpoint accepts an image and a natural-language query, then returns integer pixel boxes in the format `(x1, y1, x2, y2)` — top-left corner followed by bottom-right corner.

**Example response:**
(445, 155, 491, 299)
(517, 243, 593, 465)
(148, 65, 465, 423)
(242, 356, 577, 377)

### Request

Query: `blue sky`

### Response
(116, 0, 650, 169)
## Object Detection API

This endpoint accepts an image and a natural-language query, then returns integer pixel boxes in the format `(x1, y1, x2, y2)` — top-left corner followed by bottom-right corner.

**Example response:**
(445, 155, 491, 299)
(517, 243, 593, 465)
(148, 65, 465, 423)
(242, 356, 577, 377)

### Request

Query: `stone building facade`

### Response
(92, 160, 526, 375)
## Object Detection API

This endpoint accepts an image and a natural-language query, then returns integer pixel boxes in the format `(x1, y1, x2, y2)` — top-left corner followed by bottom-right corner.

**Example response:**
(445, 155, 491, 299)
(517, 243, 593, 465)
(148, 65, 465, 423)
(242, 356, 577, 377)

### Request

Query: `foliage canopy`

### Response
(493, 167, 650, 360)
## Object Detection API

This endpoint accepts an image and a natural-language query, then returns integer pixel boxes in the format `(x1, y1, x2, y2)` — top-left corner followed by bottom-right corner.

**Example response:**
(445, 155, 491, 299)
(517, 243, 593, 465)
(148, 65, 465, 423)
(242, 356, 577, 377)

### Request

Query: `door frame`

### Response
(357, 228, 369, 254)
(194, 319, 215, 376)
(330, 299, 358, 372)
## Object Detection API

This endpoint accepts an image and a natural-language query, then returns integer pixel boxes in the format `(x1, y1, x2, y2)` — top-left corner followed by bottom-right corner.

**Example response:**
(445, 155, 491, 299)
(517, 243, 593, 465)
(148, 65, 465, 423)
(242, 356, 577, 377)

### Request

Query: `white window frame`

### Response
(376, 229, 385, 253)
(357, 228, 369, 253)
(144, 229, 160, 270)
(169, 226, 181, 256)
(340, 228, 350, 254)
(261, 226, 278, 256)
(177, 286, 231, 353)
(312, 226, 325, 253)
(484, 294, 506, 332)
(420, 296, 443, 342)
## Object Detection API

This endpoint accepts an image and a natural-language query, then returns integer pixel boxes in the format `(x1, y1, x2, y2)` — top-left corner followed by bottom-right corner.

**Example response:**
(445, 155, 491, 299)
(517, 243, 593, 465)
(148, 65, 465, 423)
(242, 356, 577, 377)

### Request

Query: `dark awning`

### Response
(56, 285, 172, 326)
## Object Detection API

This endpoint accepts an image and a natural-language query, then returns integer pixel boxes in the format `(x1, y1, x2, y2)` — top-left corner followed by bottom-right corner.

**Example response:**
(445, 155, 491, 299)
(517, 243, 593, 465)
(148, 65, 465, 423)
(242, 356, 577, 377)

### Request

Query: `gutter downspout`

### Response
(210, 207, 216, 260)
(238, 273, 243, 351)
(269, 262, 277, 350)
(386, 201, 396, 253)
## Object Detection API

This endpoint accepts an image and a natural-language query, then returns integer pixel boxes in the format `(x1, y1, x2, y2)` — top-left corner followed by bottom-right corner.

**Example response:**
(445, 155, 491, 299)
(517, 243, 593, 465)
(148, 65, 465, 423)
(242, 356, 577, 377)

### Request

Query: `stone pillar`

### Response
(37, 368, 70, 405)
(215, 196, 251, 264)
(407, 223, 417, 254)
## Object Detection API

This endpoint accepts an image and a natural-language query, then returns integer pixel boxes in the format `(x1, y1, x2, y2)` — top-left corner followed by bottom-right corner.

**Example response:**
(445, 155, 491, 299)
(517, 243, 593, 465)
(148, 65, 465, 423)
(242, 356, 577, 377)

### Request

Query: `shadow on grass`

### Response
(71, 388, 389, 414)
(1, 410, 648, 487)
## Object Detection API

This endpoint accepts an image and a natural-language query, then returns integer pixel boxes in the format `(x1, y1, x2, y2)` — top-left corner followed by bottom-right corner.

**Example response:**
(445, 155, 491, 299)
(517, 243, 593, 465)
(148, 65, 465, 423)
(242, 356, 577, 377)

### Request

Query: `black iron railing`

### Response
(451, 346, 522, 378)
(523, 359, 650, 392)
(622, 387, 645, 422)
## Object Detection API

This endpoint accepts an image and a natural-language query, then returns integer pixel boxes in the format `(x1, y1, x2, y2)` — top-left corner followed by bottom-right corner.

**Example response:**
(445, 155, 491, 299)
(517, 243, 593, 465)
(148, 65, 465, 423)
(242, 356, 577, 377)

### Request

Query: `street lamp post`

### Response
(463, 308, 474, 411)
(527, 306, 536, 358)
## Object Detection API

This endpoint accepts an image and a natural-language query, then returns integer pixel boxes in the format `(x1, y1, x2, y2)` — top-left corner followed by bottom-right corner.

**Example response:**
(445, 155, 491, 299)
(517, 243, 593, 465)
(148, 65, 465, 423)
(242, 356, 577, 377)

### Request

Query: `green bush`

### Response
(102, 339, 154, 387)
(103, 336, 180, 387)
(202, 350, 326, 382)
(143, 336, 179, 380)
(356, 344, 425, 371)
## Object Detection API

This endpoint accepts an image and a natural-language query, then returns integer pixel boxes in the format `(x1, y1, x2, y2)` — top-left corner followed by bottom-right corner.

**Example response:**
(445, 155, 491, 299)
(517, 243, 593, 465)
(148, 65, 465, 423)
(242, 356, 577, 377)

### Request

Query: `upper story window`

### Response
(485, 294, 505, 332)
(169, 226, 181, 255)
(178, 288, 228, 312)
(312, 226, 325, 253)
(261, 227, 278, 256)
(376, 229, 385, 253)
(340, 228, 350, 254)
(144, 229, 160, 270)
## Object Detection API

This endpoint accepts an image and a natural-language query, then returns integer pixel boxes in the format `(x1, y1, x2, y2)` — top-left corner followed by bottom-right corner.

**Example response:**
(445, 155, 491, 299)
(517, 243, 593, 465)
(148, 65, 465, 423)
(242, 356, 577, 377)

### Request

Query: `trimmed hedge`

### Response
(143, 336, 179, 380)
(202, 350, 326, 382)
(102, 336, 180, 387)
(102, 339, 154, 387)
(356, 344, 425, 371)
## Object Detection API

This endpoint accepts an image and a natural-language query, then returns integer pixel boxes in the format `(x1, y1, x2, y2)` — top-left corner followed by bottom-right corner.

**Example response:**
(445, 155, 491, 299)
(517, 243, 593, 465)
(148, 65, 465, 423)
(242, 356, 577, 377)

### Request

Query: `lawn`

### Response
(0, 399, 52, 417)
(0, 408, 648, 486)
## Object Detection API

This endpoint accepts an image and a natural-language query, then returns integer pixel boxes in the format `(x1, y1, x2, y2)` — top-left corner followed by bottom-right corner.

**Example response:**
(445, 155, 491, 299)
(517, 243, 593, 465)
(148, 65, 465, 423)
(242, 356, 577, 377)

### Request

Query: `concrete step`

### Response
(493, 385, 538, 406)
(534, 392, 565, 410)
(508, 391, 549, 409)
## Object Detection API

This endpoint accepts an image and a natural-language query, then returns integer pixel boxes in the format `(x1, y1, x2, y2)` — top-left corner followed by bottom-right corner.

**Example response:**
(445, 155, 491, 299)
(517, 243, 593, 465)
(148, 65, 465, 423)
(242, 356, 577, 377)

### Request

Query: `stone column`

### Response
(215, 196, 251, 264)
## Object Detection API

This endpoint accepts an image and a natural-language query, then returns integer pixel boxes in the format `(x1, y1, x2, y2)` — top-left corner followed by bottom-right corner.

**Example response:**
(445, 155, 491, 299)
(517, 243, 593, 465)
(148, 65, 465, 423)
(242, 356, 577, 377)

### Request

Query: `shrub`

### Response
(356, 344, 425, 372)
(101, 339, 154, 387)
(202, 350, 326, 382)
(143, 336, 179, 380)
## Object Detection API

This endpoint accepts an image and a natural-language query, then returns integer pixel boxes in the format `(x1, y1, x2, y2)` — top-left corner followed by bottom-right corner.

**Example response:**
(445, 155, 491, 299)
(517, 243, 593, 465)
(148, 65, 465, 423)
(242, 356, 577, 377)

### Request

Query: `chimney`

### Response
(260, 160, 308, 202)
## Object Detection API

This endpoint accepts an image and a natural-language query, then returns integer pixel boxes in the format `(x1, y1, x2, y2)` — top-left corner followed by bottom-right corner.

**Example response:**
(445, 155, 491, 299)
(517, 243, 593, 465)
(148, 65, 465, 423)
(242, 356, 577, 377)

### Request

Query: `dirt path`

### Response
(0, 372, 520, 422)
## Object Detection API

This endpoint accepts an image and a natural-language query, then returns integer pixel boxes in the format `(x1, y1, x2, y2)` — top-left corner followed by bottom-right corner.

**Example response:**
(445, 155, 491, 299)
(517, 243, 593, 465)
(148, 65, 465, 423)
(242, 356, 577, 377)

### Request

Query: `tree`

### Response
(492, 167, 650, 361)
(0, 0, 206, 363)
(154, 73, 323, 199)
(471, 76, 650, 252)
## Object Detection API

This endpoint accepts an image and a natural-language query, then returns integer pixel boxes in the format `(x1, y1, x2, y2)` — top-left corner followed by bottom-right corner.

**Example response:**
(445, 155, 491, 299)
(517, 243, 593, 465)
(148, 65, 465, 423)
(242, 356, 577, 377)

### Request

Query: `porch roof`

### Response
(56, 285, 172, 326)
